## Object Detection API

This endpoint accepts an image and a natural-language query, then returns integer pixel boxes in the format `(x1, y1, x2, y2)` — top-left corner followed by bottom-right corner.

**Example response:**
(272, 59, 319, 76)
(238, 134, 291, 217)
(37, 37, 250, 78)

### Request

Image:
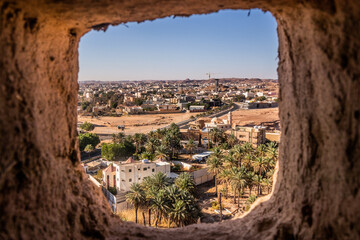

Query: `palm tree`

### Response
(244, 153, 255, 168)
(246, 171, 255, 196)
(146, 172, 171, 190)
(266, 143, 278, 162)
(231, 171, 247, 206)
(253, 174, 263, 195)
(207, 155, 223, 199)
(224, 154, 237, 169)
(242, 142, 254, 154)
(126, 183, 145, 224)
(212, 146, 223, 158)
(175, 173, 195, 194)
(256, 144, 267, 157)
(145, 137, 160, 154)
(185, 139, 196, 155)
(254, 156, 266, 176)
(261, 177, 272, 194)
(218, 169, 231, 198)
(227, 134, 238, 148)
(210, 128, 225, 146)
(148, 189, 168, 227)
(133, 133, 147, 154)
(155, 145, 171, 161)
(232, 144, 245, 168)
(169, 200, 187, 227)
(112, 132, 125, 143)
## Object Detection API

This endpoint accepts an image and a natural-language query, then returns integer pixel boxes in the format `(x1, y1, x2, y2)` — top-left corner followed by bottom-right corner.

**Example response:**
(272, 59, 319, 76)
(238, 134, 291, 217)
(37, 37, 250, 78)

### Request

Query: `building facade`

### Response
(234, 125, 266, 147)
(102, 160, 171, 192)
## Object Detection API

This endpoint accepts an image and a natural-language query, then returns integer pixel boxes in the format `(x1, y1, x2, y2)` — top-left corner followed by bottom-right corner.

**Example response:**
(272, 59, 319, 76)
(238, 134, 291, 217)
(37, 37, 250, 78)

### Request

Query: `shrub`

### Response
(80, 121, 95, 131)
(211, 201, 225, 210)
(79, 133, 100, 151)
(108, 186, 117, 195)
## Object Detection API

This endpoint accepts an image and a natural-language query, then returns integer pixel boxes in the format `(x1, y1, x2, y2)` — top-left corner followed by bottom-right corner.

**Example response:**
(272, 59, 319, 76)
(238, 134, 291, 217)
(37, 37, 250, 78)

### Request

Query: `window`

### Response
(152, 169, 155, 172)
(129, 178, 132, 182)
(129, 169, 132, 172)
(143, 168, 147, 171)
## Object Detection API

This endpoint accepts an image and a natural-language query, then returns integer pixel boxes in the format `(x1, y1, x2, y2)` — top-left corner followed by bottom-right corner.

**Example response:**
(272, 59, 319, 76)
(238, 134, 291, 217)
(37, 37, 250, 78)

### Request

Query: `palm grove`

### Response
(125, 172, 200, 228)
(207, 141, 278, 210)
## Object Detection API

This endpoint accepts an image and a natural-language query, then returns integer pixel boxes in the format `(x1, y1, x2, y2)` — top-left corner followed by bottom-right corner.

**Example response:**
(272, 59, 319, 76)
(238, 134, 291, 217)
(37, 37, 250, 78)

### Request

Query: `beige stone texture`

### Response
(0, 0, 359, 239)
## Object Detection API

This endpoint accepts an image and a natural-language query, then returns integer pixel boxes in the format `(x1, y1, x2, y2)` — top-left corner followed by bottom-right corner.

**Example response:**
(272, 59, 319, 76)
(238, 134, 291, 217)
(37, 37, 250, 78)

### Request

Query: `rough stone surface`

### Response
(0, 0, 359, 239)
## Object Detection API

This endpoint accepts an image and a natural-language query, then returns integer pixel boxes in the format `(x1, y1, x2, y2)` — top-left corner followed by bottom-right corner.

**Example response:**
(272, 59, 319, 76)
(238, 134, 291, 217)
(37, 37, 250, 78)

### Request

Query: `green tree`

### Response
(84, 144, 94, 152)
(227, 134, 238, 148)
(246, 171, 255, 196)
(231, 171, 247, 205)
(253, 174, 263, 195)
(112, 132, 125, 143)
(175, 173, 195, 194)
(145, 137, 160, 154)
(207, 155, 223, 199)
(126, 183, 146, 224)
(185, 139, 196, 155)
(155, 145, 172, 161)
(209, 128, 225, 146)
(79, 133, 100, 151)
(101, 142, 135, 161)
(133, 133, 147, 154)
(232, 144, 245, 168)
(81, 101, 91, 110)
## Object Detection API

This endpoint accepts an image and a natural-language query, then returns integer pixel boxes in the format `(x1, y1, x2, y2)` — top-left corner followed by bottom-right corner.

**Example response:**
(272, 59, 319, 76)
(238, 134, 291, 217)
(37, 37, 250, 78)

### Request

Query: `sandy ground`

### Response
(220, 107, 280, 130)
(78, 112, 199, 139)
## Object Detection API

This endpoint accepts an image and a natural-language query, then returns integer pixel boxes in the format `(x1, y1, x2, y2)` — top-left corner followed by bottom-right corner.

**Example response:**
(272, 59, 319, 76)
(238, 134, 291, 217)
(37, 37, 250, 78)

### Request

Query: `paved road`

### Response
(179, 103, 239, 129)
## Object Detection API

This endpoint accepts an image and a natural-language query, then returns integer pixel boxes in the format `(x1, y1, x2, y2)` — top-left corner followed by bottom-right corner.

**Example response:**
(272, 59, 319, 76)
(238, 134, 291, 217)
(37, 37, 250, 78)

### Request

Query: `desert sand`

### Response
(219, 107, 280, 130)
(78, 112, 199, 139)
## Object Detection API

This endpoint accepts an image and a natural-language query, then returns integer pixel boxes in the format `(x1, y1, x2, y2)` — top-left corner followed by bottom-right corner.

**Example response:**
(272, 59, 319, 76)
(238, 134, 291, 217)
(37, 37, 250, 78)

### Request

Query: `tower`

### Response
(228, 111, 232, 126)
(215, 78, 219, 92)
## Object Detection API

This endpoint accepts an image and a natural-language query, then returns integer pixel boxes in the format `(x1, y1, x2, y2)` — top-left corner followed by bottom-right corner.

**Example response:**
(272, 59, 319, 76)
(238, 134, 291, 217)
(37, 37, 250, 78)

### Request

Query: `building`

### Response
(102, 158, 171, 192)
(189, 105, 205, 112)
(265, 131, 281, 142)
(124, 106, 143, 114)
(205, 112, 232, 130)
(157, 104, 178, 111)
(234, 125, 266, 147)
(238, 101, 278, 109)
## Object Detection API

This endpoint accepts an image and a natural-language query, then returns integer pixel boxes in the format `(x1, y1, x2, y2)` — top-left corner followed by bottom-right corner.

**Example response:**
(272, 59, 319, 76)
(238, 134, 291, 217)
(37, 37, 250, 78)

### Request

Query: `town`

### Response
(79, 78, 281, 227)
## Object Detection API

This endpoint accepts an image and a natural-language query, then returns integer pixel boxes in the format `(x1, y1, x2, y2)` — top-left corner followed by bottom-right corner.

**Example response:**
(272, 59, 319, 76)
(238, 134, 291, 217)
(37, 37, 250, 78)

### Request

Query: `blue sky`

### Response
(78, 9, 278, 81)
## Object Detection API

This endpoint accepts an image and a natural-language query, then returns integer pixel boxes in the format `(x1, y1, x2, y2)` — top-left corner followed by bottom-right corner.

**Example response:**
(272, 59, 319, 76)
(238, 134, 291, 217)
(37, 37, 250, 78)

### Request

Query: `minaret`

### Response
(228, 111, 232, 126)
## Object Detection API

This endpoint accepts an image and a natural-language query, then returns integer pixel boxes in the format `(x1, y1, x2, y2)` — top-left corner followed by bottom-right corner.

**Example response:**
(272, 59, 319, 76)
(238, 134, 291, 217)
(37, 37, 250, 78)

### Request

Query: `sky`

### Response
(78, 9, 278, 81)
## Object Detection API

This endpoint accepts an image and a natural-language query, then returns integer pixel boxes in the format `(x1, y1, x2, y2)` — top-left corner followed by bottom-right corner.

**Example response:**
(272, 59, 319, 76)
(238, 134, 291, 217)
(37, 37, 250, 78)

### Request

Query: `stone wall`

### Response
(0, 0, 359, 239)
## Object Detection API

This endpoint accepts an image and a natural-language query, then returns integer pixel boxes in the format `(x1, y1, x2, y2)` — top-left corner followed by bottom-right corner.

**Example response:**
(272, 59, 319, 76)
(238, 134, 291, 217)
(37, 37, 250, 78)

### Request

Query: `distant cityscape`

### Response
(78, 78, 280, 227)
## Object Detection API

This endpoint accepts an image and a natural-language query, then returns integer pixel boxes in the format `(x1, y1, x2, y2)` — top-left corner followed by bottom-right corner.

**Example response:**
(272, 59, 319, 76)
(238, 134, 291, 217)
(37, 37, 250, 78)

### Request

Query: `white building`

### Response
(243, 92, 255, 98)
(205, 112, 232, 130)
(102, 158, 171, 192)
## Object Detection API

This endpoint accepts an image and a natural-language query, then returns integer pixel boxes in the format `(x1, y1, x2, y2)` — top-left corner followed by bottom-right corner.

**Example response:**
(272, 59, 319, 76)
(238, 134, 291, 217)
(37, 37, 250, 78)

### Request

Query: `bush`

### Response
(211, 201, 224, 210)
(108, 186, 117, 195)
(171, 164, 182, 172)
(84, 144, 94, 152)
(94, 170, 103, 183)
(80, 121, 95, 131)
(79, 133, 100, 151)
